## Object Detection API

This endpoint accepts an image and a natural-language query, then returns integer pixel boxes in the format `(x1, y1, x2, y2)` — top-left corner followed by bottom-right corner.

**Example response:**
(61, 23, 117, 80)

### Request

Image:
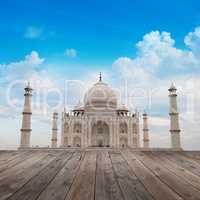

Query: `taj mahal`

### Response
(19, 73, 181, 149)
(60, 74, 140, 148)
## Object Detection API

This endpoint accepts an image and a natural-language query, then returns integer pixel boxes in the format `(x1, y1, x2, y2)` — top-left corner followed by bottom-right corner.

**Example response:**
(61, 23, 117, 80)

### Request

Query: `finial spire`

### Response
(143, 110, 147, 116)
(99, 72, 102, 82)
(169, 82, 177, 92)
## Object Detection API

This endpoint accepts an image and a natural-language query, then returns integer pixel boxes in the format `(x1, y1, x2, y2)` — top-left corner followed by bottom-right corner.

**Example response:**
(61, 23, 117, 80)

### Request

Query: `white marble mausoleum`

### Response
(60, 75, 140, 148)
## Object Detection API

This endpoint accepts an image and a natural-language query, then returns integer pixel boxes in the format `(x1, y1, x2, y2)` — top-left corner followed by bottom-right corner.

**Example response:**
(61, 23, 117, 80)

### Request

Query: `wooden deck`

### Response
(1, 149, 200, 200)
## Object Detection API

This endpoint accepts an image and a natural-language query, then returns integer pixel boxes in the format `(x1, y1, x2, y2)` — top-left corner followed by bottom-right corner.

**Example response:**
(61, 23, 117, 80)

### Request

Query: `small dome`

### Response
(84, 80, 117, 110)
(74, 101, 84, 111)
(117, 104, 129, 111)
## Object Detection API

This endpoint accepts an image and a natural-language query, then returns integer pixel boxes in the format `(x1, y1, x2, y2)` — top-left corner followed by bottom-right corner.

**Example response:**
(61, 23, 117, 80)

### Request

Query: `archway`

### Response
(64, 136, 68, 147)
(120, 122, 128, 134)
(73, 123, 82, 134)
(91, 121, 110, 147)
(120, 137, 128, 148)
(73, 136, 81, 147)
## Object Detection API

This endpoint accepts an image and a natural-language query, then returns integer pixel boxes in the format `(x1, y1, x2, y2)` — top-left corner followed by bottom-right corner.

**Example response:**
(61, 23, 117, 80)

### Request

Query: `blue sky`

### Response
(1, 0, 200, 64)
(1, 0, 200, 149)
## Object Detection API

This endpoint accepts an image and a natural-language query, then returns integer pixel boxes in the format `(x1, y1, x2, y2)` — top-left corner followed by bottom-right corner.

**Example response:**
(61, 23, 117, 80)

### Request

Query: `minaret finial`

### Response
(99, 72, 102, 82)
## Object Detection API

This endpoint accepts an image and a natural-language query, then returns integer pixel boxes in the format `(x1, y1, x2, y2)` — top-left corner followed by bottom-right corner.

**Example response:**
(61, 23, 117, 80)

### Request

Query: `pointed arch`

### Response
(73, 122, 82, 134)
(119, 122, 128, 134)
(120, 137, 128, 148)
(64, 136, 68, 147)
(91, 121, 110, 147)
(73, 136, 81, 147)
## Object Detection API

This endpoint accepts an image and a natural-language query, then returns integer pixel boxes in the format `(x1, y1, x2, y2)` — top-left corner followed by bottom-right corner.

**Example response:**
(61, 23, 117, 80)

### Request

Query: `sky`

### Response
(1, 0, 200, 149)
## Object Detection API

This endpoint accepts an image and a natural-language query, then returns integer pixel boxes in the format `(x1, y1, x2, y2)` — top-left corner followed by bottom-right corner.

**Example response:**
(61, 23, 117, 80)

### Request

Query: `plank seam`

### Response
(150, 151, 200, 192)
(108, 151, 126, 200)
(130, 150, 188, 200)
(6, 151, 65, 200)
(63, 151, 86, 200)
(34, 151, 75, 200)
(120, 149, 156, 200)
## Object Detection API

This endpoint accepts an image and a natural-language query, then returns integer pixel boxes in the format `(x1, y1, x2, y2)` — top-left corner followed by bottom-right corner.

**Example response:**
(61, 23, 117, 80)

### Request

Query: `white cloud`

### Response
(0, 51, 60, 119)
(114, 31, 198, 77)
(25, 51, 44, 65)
(113, 57, 152, 83)
(2, 51, 45, 82)
(24, 26, 43, 39)
(184, 26, 200, 57)
(185, 26, 200, 48)
(65, 48, 77, 58)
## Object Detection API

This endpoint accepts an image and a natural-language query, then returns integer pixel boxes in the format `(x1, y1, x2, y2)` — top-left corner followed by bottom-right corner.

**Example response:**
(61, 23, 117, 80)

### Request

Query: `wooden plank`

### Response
(0, 151, 35, 173)
(0, 151, 30, 164)
(1, 150, 200, 200)
(161, 152, 200, 177)
(181, 152, 200, 166)
(121, 149, 183, 200)
(0, 152, 19, 164)
(0, 151, 49, 182)
(178, 152, 200, 166)
(149, 151, 200, 191)
(65, 151, 97, 200)
(133, 151, 200, 200)
(0, 152, 56, 200)
(182, 151, 200, 159)
(95, 151, 124, 200)
(109, 151, 154, 200)
(175, 152, 200, 167)
(37, 151, 84, 200)
(7, 152, 73, 200)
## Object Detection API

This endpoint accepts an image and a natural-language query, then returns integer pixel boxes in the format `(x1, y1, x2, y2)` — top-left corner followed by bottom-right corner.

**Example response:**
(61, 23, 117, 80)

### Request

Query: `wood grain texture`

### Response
(109, 151, 154, 200)
(132, 151, 200, 200)
(8, 152, 73, 200)
(65, 150, 97, 200)
(95, 151, 124, 200)
(0, 150, 200, 200)
(38, 151, 83, 200)
(121, 149, 183, 200)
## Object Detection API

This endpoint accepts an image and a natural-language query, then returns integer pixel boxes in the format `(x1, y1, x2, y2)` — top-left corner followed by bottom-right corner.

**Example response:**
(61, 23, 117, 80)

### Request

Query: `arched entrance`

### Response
(120, 137, 128, 148)
(73, 136, 81, 147)
(91, 121, 110, 147)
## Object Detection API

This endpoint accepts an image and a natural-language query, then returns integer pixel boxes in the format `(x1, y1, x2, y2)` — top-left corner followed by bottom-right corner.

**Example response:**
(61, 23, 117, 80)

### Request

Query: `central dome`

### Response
(84, 80, 117, 110)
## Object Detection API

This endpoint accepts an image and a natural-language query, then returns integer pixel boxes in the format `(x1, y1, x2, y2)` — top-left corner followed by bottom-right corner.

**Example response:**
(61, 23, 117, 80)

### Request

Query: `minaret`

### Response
(61, 83, 66, 147)
(51, 112, 58, 148)
(168, 84, 181, 149)
(61, 111, 65, 147)
(143, 112, 149, 148)
(61, 109, 67, 147)
(20, 82, 33, 148)
(136, 110, 140, 147)
(132, 113, 138, 148)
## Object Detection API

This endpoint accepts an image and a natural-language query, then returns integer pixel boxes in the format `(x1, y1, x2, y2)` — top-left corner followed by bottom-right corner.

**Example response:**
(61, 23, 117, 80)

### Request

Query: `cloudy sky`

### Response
(1, 0, 200, 149)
